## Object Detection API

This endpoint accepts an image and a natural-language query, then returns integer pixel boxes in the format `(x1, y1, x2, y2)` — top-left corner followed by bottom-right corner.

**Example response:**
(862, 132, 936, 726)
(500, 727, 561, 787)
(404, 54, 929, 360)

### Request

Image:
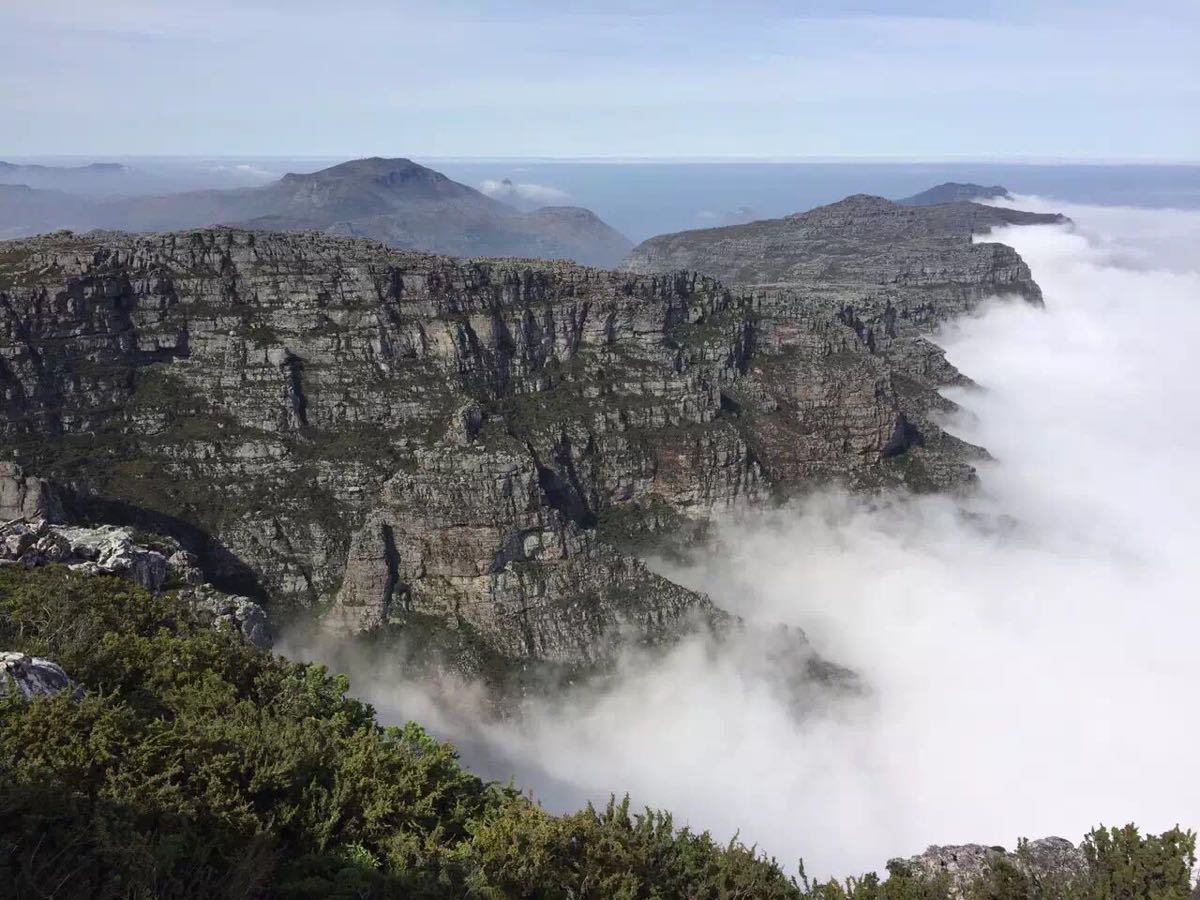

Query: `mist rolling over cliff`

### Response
(316, 196, 1200, 876)
(4, 0, 1200, 893)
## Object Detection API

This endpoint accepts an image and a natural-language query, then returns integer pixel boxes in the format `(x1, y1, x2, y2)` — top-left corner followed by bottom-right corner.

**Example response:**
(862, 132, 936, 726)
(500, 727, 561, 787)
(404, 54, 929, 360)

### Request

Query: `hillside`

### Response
(2, 564, 1195, 898)
(622, 194, 1067, 288)
(898, 182, 1013, 205)
(0, 158, 633, 268)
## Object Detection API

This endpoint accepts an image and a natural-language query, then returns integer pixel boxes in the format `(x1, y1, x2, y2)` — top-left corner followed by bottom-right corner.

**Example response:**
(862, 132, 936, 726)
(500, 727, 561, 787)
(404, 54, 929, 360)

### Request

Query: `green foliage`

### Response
(1082, 825, 1197, 900)
(468, 795, 802, 900)
(1, 567, 1194, 900)
(0, 566, 802, 899)
(800, 860, 952, 900)
(800, 829, 1198, 900)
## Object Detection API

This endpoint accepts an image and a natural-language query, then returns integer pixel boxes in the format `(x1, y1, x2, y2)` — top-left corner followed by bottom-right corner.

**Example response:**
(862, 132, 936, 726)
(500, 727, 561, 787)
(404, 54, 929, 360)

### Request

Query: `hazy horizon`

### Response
(3, 1, 1197, 160)
(10, 154, 1198, 242)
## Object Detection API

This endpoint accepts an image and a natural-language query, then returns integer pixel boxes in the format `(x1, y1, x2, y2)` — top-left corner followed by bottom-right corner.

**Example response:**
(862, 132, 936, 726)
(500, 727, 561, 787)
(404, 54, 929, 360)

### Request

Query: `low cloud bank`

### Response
(479, 177, 571, 208)
(331, 197, 1200, 877)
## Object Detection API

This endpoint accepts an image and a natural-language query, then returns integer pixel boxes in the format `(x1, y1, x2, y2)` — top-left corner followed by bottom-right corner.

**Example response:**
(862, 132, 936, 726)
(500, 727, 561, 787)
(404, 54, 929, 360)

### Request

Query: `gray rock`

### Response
(0, 651, 75, 700)
(896, 837, 1087, 898)
(54, 525, 170, 592)
(0, 192, 1062, 670)
(0, 462, 62, 522)
(183, 585, 273, 649)
(0, 519, 271, 648)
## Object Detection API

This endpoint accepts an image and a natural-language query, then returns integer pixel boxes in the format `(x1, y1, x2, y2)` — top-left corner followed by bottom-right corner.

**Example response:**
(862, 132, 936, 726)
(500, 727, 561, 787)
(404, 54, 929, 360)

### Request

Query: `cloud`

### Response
(300, 198, 1200, 878)
(479, 177, 572, 208)
(206, 162, 278, 180)
(1, 2, 1196, 156)
(696, 206, 760, 225)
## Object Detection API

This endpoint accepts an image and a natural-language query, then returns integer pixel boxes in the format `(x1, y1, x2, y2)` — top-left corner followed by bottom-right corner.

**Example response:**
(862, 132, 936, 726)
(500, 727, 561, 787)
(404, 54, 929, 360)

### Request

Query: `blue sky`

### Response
(1, 0, 1197, 160)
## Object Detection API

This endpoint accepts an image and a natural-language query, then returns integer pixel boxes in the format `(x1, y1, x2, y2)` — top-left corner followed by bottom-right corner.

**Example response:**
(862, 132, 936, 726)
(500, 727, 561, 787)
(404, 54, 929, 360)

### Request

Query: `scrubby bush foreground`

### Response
(1, 567, 1194, 899)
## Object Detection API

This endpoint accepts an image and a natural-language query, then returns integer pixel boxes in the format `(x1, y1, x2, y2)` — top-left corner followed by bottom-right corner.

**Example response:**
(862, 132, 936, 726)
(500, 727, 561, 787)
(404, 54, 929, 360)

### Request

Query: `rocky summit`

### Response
(897, 182, 1014, 206)
(0, 191, 1061, 679)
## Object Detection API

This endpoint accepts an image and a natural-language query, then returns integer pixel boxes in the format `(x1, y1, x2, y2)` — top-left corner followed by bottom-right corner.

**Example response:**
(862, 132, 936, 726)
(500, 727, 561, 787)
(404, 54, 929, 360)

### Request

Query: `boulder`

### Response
(0, 462, 62, 523)
(0, 651, 76, 700)
(895, 837, 1087, 898)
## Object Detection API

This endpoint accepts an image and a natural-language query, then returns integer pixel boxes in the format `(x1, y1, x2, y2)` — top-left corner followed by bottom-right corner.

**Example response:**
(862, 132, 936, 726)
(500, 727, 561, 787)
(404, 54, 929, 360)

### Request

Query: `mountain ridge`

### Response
(898, 181, 1013, 205)
(0, 157, 633, 267)
(0, 189, 1059, 685)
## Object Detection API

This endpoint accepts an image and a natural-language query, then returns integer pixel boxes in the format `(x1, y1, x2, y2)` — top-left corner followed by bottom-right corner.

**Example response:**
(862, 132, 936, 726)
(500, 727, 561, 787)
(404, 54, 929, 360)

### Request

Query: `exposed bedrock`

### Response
(0, 192, 1060, 674)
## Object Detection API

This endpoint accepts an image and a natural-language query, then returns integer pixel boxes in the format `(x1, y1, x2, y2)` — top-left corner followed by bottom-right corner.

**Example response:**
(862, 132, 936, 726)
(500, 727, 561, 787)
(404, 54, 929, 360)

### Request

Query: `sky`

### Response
(1, 1, 1197, 161)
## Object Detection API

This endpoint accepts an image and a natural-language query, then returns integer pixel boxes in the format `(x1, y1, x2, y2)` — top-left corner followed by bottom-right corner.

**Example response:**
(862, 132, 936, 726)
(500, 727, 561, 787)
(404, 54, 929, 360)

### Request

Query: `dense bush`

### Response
(0, 567, 802, 898)
(1, 566, 1195, 899)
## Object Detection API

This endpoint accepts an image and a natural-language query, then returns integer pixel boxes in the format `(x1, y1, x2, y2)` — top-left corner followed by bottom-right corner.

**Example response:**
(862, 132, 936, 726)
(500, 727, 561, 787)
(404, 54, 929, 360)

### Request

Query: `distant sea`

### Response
(430, 160, 1200, 240)
(7, 155, 1200, 242)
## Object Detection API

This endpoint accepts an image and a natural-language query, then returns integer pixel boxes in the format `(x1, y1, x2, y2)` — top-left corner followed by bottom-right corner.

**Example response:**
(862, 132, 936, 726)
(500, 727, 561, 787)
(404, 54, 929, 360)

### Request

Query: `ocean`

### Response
(428, 160, 1200, 240)
(6, 155, 1200, 242)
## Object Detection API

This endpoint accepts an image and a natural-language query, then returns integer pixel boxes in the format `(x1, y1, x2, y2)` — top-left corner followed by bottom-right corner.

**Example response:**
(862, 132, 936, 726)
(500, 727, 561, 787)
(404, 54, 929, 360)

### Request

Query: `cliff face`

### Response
(0, 194, 1057, 672)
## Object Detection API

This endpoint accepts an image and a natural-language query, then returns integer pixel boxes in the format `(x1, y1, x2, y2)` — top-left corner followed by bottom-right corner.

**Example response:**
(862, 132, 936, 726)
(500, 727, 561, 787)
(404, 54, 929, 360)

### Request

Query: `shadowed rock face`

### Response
(0, 191, 1058, 672)
(0, 461, 62, 521)
(0, 158, 633, 268)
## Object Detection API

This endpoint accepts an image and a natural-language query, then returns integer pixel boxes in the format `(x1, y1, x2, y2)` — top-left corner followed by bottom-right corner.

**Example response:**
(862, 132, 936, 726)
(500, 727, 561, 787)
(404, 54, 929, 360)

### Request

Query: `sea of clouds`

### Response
(332, 196, 1200, 877)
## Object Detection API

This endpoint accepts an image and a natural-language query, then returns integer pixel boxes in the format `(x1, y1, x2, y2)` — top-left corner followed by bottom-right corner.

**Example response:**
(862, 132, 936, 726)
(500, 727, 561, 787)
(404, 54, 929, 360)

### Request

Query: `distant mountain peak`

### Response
(281, 157, 433, 182)
(898, 183, 1012, 206)
(0, 156, 631, 268)
(0, 160, 128, 175)
(784, 193, 896, 220)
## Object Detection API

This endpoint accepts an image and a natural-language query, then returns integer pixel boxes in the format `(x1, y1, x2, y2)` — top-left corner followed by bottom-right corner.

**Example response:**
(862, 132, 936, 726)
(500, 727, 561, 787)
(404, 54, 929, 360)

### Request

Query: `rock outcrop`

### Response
(622, 194, 1065, 290)
(0, 192, 1062, 672)
(897, 182, 1013, 206)
(0, 518, 271, 648)
(0, 651, 76, 699)
(0, 461, 62, 521)
(896, 837, 1088, 898)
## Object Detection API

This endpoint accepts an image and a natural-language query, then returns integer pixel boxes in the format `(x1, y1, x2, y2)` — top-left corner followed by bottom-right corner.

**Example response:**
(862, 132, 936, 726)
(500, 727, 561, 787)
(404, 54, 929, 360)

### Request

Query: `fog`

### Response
(478, 178, 573, 209)
(306, 197, 1200, 877)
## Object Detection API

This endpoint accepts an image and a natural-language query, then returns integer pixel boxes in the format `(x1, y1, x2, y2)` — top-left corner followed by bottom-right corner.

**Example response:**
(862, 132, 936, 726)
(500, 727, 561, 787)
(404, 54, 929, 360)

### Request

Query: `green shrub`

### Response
(0, 567, 800, 898)
(0, 567, 1194, 899)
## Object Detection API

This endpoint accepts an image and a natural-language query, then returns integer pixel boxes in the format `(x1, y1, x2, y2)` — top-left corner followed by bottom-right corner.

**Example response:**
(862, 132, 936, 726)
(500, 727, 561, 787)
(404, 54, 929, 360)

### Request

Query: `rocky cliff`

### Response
(0, 193, 1060, 679)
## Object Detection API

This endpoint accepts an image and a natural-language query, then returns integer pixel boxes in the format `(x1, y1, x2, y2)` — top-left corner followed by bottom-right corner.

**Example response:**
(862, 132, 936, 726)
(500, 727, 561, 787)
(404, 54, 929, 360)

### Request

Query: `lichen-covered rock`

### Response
(897, 837, 1087, 898)
(0, 521, 178, 592)
(0, 519, 271, 648)
(182, 584, 273, 649)
(0, 651, 75, 699)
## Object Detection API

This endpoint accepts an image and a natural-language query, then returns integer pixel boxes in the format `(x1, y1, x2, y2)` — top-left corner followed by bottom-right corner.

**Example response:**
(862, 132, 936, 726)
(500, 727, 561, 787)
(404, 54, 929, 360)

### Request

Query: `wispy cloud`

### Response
(479, 178, 571, 207)
(0, 2, 1195, 162)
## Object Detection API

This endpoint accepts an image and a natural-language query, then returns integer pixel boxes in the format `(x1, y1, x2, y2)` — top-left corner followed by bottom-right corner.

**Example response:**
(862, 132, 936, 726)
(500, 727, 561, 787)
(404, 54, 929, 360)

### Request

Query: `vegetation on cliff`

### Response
(1, 566, 1194, 899)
